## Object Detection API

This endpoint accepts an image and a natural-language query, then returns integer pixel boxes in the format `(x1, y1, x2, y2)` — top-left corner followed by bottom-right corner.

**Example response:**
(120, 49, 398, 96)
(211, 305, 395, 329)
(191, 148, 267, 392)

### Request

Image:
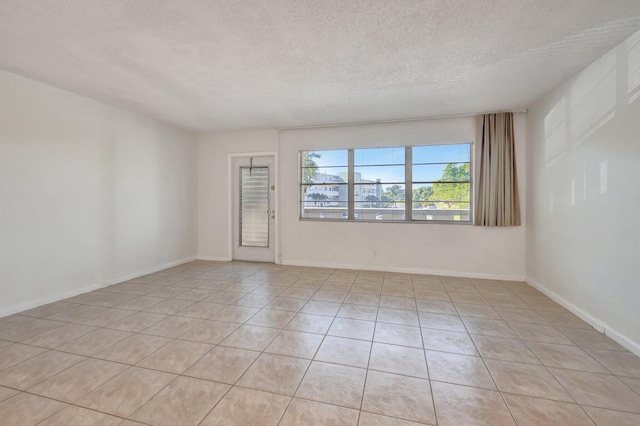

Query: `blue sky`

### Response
(305, 144, 470, 182)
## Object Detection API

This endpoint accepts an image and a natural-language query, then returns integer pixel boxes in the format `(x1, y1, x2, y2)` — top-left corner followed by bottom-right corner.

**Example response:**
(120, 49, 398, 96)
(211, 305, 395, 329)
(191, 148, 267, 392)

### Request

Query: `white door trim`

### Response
(227, 152, 279, 263)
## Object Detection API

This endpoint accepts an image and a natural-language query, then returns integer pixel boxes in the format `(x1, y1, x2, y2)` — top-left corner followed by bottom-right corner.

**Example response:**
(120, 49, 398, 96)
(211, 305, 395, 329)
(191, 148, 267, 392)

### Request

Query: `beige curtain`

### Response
(474, 112, 521, 226)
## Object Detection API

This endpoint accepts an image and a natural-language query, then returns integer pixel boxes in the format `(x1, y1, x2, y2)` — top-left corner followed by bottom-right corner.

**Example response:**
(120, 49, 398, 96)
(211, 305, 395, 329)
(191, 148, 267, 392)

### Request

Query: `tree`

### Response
(412, 186, 434, 207)
(364, 194, 379, 207)
(308, 192, 328, 206)
(431, 163, 470, 208)
(302, 152, 320, 184)
(382, 184, 405, 207)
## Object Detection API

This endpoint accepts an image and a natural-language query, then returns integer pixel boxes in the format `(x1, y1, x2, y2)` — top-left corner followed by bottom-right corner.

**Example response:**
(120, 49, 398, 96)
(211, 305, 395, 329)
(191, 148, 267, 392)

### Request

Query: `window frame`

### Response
(299, 142, 473, 224)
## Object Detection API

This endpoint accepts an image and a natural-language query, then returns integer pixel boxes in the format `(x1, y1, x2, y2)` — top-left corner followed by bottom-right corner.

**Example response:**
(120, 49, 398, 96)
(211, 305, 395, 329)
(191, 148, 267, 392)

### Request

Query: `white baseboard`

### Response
(526, 277, 640, 357)
(279, 259, 524, 281)
(0, 256, 197, 320)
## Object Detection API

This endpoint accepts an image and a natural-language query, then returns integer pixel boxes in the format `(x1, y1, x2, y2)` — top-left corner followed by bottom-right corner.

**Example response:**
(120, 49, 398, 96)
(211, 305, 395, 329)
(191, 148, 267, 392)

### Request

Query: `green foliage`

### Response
(412, 185, 434, 207)
(382, 184, 405, 207)
(308, 192, 329, 206)
(302, 151, 320, 184)
(431, 163, 470, 208)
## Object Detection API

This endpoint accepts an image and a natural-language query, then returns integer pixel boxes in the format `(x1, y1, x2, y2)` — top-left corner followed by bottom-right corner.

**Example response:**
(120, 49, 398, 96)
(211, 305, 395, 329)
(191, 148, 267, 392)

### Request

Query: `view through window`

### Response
(300, 143, 471, 222)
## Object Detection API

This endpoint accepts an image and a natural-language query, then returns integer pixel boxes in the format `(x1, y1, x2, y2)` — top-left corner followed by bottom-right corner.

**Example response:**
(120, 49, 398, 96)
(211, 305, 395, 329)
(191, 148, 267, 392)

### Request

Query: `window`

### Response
(300, 143, 471, 223)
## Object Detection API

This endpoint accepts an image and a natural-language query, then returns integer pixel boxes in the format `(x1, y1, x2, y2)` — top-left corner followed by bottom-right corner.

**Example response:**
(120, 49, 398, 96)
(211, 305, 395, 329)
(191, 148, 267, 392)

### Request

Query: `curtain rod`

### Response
(278, 109, 528, 131)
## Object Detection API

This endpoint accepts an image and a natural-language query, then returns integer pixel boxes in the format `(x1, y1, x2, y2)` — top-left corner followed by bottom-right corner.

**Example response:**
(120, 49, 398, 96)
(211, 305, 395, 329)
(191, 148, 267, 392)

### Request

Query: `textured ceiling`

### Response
(1, 1, 640, 132)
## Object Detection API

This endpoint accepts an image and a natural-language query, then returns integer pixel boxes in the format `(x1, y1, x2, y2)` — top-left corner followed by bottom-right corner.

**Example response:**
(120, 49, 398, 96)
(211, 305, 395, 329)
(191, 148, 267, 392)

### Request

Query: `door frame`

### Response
(227, 152, 279, 263)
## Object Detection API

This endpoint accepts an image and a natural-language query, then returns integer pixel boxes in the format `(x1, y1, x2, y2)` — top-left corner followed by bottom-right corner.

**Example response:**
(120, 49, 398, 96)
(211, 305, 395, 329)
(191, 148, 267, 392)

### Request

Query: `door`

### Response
(232, 155, 276, 262)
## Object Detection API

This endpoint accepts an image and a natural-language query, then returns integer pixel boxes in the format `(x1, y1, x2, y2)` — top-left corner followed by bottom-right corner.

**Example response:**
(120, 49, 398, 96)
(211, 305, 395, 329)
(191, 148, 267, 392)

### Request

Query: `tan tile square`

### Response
(374, 323, 423, 348)
(0, 350, 84, 390)
(210, 305, 260, 322)
(130, 376, 229, 426)
(0, 343, 48, 370)
(179, 319, 240, 344)
(0, 392, 66, 426)
(76, 366, 175, 417)
(280, 398, 359, 426)
(376, 308, 419, 326)
(471, 334, 539, 363)
(369, 342, 428, 378)
(461, 317, 517, 338)
(0, 318, 65, 342)
(329, 318, 375, 340)
(286, 312, 333, 334)
(221, 324, 280, 351)
(414, 289, 450, 301)
(426, 350, 496, 389)
(379, 296, 416, 310)
(78, 307, 135, 327)
(237, 353, 309, 396)
(337, 304, 378, 321)
(115, 295, 164, 311)
(200, 387, 290, 426)
(453, 303, 501, 319)
(265, 297, 307, 312)
(509, 322, 573, 344)
(358, 412, 427, 425)
(0, 386, 18, 403)
(550, 368, 640, 412)
(422, 329, 478, 356)
(29, 358, 128, 402)
(175, 288, 217, 302)
(176, 301, 227, 319)
(419, 312, 466, 332)
(281, 287, 316, 299)
(54, 328, 133, 356)
(296, 361, 366, 408)
(362, 370, 435, 424)
(495, 307, 548, 324)
(46, 305, 106, 322)
(37, 405, 122, 426)
(584, 348, 640, 377)
(484, 359, 572, 401)
(582, 405, 640, 426)
(137, 339, 213, 374)
(431, 381, 515, 426)
(300, 300, 341, 316)
(558, 327, 626, 351)
(448, 292, 488, 305)
(344, 292, 380, 305)
(235, 293, 276, 308)
(503, 394, 594, 426)
(143, 299, 195, 315)
(314, 335, 372, 368)
(416, 299, 457, 314)
(312, 289, 348, 302)
(184, 345, 260, 384)
(94, 333, 172, 364)
(107, 311, 167, 332)
(21, 323, 97, 349)
(620, 376, 640, 394)
(381, 286, 414, 298)
(538, 311, 591, 329)
(246, 309, 296, 328)
(265, 330, 324, 359)
(527, 342, 609, 373)
(141, 315, 202, 338)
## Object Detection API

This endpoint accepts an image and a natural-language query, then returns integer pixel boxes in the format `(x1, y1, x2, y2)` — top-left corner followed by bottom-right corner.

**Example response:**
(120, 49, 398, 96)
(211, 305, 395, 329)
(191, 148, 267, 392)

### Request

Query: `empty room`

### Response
(1, 1, 640, 425)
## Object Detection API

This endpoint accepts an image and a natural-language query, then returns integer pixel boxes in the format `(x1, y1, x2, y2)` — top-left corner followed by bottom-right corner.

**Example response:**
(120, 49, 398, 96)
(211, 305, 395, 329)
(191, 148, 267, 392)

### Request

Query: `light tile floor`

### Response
(0, 261, 639, 425)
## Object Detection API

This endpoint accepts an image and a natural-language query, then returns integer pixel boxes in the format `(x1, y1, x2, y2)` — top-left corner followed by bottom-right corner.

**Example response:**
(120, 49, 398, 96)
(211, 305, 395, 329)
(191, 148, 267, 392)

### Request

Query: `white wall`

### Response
(199, 115, 526, 280)
(198, 129, 279, 260)
(526, 31, 640, 353)
(0, 70, 199, 317)
(280, 116, 526, 279)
